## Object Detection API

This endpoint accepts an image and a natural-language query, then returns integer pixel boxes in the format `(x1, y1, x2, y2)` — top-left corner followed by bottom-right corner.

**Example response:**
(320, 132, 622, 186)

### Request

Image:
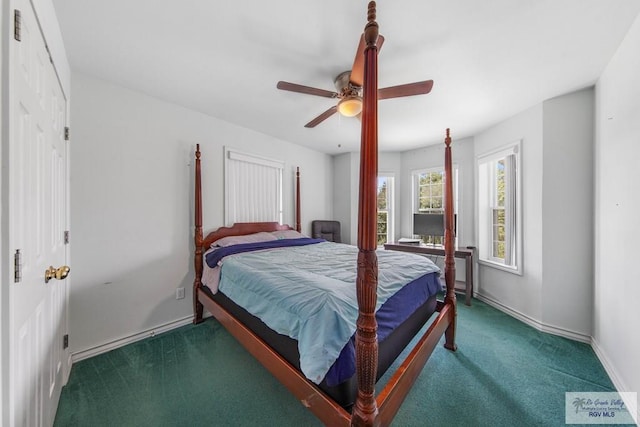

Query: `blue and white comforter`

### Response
(216, 240, 440, 384)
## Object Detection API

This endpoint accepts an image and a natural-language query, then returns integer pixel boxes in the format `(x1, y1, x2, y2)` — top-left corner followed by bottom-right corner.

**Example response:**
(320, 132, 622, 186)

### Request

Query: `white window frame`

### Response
(476, 141, 522, 275)
(224, 148, 284, 225)
(377, 173, 395, 246)
(411, 166, 459, 246)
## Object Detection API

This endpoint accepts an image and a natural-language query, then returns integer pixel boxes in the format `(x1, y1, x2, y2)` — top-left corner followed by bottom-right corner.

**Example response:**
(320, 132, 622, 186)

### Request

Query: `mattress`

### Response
(202, 238, 441, 405)
(201, 285, 438, 408)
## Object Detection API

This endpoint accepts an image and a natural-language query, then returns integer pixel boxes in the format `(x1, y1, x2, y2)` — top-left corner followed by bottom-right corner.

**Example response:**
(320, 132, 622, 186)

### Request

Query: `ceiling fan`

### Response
(277, 34, 434, 128)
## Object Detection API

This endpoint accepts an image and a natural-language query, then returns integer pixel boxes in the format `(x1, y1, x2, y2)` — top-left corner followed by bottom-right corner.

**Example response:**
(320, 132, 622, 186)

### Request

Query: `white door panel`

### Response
(9, 0, 70, 425)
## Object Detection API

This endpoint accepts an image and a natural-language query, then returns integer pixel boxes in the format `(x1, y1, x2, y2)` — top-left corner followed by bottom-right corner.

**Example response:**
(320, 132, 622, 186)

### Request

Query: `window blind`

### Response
(225, 149, 284, 225)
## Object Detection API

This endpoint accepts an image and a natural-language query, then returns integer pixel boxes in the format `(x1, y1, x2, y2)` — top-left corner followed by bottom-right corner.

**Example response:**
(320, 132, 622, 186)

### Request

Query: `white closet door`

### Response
(8, 1, 70, 425)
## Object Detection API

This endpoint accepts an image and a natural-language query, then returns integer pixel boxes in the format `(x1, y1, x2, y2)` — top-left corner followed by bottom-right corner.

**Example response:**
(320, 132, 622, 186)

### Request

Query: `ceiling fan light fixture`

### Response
(337, 96, 363, 117)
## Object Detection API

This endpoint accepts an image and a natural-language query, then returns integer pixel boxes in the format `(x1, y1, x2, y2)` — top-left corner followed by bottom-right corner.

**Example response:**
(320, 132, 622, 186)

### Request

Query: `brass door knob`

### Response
(44, 265, 70, 283)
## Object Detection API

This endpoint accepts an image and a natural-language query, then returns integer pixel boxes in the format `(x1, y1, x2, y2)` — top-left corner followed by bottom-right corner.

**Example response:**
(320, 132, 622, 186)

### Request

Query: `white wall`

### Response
(594, 12, 640, 419)
(332, 153, 353, 243)
(473, 88, 598, 342)
(474, 104, 545, 324)
(332, 152, 361, 245)
(541, 88, 594, 338)
(69, 73, 332, 355)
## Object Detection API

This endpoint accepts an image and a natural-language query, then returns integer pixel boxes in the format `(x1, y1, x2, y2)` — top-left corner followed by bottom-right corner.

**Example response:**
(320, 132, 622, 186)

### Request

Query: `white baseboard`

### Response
(474, 293, 591, 343)
(591, 337, 639, 425)
(64, 353, 72, 385)
(71, 315, 193, 363)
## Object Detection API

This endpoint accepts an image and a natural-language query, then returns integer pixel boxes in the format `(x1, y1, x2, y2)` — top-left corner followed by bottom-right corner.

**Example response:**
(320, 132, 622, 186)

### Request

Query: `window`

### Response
(224, 148, 284, 225)
(417, 170, 444, 213)
(477, 141, 521, 274)
(377, 175, 394, 246)
(412, 167, 458, 245)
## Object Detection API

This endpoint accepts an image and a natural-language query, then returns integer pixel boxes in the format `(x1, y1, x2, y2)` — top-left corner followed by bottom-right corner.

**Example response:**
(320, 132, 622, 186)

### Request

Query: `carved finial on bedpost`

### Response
(443, 129, 457, 351)
(364, 1, 379, 48)
(367, 1, 376, 25)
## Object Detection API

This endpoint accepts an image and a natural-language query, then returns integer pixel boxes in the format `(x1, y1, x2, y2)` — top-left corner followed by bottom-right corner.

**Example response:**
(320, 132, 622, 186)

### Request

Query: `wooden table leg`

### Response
(465, 253, 472, 306)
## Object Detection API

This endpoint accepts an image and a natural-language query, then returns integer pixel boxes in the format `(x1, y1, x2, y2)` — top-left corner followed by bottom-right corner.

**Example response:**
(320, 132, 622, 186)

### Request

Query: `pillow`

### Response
(271, 229, 306, 240)
(211, 231, 277, 248)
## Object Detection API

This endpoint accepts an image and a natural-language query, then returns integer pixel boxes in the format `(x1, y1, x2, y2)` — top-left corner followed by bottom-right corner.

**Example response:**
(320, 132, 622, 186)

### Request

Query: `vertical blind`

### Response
(225, 149, 284, 225)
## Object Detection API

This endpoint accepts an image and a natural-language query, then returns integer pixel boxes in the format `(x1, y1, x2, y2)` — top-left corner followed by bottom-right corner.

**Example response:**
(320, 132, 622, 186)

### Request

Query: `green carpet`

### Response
(54, 298, 624, 426)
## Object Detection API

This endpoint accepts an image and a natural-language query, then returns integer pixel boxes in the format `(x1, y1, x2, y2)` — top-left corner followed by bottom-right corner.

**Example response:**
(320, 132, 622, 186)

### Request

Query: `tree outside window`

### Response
(377, 176, 394, 246)
(492, 159, 506, 259)
(418, 171, 444, 213)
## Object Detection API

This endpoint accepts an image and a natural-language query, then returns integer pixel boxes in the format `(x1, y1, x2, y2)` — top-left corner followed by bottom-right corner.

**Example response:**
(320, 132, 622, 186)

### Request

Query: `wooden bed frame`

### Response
(192, 2, 457, 425)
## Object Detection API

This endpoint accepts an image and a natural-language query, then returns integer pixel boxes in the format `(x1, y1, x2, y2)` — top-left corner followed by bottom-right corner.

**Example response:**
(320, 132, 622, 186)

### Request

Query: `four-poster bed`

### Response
(192, 2, 457, 425)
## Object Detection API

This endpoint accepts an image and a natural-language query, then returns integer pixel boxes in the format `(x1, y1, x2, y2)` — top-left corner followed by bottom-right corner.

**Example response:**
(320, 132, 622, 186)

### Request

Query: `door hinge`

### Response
(64, 127, 70, 141)
(14, 10, 22, 42)
(63, 334, 69, 350)
(14, 249, 22, 283)
(64, 230, 70, 244)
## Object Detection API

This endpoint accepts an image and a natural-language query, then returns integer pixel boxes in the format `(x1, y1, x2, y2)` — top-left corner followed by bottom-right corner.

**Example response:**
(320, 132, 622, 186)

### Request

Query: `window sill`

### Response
(478, 258, 522, 276)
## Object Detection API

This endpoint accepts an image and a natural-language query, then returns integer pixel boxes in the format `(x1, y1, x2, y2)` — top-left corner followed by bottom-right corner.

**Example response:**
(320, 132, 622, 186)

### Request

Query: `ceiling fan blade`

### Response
(350, 35, 365, 87)
(378, 80, 434, 100)
(350, 34, 385, 87)
(277, 81, 337, 98)
(304, 106, 338, 128)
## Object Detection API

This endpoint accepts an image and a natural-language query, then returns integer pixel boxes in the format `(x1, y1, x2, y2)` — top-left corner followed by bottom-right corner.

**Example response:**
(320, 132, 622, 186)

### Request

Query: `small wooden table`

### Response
(383, 243, 474, 306)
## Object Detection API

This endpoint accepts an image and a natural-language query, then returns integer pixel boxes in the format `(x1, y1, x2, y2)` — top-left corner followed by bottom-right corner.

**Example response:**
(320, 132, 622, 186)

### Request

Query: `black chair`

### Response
(311, 220, 342, 243)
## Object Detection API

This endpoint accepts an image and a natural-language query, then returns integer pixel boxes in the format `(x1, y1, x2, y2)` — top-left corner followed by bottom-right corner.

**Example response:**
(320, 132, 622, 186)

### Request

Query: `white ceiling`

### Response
(52, 0, 640, 155)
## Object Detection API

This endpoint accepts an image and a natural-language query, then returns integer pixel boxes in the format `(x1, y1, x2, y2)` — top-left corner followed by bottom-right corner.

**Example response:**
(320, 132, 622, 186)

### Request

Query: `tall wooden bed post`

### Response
(193, 144, 204, 324)
(295, 167, 301, 233)
(191, 3, 457, 425)
(352, 3, 381, 425)
(352, 3, 457, 424)
(443, 129, 458, 351)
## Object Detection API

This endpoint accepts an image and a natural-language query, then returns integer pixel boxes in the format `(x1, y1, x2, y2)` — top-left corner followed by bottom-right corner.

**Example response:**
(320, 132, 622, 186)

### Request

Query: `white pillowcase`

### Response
(271, 230, 306, 240)
(211, 231, 277, 248)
